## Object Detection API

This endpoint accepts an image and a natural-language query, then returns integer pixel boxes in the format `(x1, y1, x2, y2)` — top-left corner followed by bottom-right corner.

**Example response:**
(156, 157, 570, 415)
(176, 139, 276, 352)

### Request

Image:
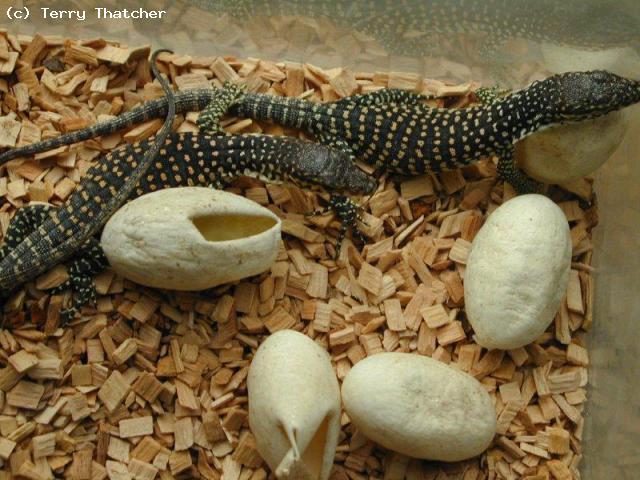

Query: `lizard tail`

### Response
(0, 49, 176, 171)
(95, 48, 176, 221)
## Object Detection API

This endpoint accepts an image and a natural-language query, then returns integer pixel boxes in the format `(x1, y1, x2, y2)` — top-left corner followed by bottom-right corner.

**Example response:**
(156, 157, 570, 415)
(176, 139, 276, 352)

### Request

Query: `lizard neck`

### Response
(477, 82, 557, 151)
(231, 94, 323, 130)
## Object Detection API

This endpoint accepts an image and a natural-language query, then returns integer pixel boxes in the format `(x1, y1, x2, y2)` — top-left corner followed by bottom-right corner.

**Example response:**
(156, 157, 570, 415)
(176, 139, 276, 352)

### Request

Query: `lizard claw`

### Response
(327, 194, 368, 256)
(304, 195, 367, 257)
(304, 205, 330, 218)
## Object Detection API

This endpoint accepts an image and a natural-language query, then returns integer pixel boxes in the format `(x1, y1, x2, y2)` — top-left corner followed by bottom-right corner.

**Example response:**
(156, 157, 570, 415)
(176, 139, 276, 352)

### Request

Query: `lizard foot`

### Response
(496, 148, 544, 194)
(475, 85, 510, 105)
(197, 81, 247, 134)
(58, 274, 97, 322)
(50, 239, 109, 322)
(323, 194, 367, 257)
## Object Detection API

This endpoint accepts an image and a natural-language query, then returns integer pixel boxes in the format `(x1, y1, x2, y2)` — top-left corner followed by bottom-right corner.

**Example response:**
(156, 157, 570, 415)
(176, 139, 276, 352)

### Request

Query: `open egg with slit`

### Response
(101, 187, 281, 290)
(248, 330, 341, 480)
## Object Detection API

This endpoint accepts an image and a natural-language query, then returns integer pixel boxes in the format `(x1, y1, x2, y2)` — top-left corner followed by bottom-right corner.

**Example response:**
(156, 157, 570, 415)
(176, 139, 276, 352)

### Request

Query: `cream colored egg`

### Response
(101, 187, 281, 290)
(341, 353, 496, 462)
(517, 110, 628, 184)
(465, 194, 572, 350)
(248, 330, 341, 480)
(540, 42, 639, 78)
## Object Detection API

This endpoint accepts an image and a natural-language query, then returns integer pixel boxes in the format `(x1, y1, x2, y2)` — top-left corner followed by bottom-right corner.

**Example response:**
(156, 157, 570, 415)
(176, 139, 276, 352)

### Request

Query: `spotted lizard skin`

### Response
(9, 70, 639, 194)
(214, 70, 640, 192)
(0, 133, 375, 305)
(0, 89, 419, 167)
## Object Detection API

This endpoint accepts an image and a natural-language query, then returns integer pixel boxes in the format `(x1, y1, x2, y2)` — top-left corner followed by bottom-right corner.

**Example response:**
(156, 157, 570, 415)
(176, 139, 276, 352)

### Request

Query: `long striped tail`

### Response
(0, 89, 215, 167)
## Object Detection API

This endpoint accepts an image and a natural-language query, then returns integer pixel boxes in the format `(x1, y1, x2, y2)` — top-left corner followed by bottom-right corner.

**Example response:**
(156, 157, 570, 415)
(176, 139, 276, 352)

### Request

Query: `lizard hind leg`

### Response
(197, 81, 247, 134)
(0, 204, 55, 261)
(475, 85, 511, 105)
(49, 238, 109, 322)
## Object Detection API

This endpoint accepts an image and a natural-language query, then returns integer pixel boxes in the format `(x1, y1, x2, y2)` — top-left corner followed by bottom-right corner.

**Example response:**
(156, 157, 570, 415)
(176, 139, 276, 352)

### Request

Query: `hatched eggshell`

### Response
(248, 330, 341, 480)
(101, 187, 281, 290)
(465, 194, 572, 350)
(517, 110, 628, 183)
(341, 352, 496, 462)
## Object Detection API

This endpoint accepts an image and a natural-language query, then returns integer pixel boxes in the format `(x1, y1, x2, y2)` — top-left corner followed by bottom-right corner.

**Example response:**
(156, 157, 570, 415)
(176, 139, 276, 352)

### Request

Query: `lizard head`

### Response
(549, 70, 640, 120)
(294, 143, 377, 194)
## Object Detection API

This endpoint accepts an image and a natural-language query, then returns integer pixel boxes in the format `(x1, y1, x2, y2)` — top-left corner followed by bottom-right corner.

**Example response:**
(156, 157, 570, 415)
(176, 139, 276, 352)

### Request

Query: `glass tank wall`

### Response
(1, 1, 639, 477)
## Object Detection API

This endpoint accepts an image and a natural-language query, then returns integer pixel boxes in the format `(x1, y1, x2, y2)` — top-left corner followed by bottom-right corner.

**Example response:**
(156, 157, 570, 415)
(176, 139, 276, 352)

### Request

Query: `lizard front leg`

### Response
(328, 194, 367, 252)
(197, 81, 247, 134)
(307, 193, 368, 257)
(475, 85, 510, 105)
(309, 134, 372, 252)
(496, 146, 543, 194)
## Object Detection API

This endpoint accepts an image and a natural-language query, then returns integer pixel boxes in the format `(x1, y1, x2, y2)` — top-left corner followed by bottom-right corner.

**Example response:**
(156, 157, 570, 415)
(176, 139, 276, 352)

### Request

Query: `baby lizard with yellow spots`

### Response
(0, 132, 375, 318)
(201, 70, 640, 193)
(7, 71, 639, 194)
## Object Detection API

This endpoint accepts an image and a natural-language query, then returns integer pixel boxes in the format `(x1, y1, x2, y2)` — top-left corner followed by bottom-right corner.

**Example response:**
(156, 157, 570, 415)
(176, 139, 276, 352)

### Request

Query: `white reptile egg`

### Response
(540, 42, 639, 78)
(517, 110, 628, 184)
(465, 194, 571, 350)
(248, 330, 341, 480)
(341, 353, 496, 462)
(101, 187, 281, 290)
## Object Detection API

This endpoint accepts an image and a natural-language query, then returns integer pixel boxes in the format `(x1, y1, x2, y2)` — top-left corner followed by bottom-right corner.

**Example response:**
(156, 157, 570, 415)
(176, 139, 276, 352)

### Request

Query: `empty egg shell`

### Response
(248, 330, 341, 480)
(101, 187, 281, 290)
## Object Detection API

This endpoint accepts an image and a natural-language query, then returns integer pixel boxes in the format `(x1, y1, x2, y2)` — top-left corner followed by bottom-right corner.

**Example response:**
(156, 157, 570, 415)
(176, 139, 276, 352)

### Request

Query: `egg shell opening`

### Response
(101, 187, 281, 290)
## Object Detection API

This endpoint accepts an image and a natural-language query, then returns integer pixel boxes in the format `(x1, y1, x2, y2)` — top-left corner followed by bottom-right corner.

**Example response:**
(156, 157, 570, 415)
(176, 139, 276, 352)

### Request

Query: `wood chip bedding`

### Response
(0, 33, 595, 479)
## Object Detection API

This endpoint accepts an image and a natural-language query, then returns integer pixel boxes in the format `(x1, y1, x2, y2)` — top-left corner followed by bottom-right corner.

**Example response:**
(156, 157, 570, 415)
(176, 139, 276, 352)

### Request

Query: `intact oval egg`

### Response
(465, 194, 572, 349)
(341, 352, 496, 462)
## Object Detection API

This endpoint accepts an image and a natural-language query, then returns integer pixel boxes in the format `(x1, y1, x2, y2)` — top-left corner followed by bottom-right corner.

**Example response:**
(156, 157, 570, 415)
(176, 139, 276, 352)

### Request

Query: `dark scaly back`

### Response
(129, 133, 375, 196)
(348, 71, 640, 173)
(0, 49, 176, 291)
(228, 85, 541, 173)
(0, 132, 374, 293)
(227, 70, 640, 176)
